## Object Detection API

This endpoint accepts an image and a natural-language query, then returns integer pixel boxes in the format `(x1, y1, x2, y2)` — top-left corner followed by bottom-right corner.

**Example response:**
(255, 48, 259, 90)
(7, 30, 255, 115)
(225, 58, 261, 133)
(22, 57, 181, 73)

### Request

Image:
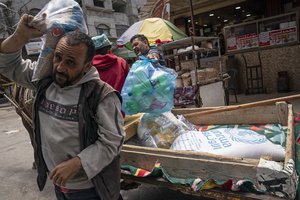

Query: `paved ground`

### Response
(0, 91, 299, 200)
(0, 106, 54, 200)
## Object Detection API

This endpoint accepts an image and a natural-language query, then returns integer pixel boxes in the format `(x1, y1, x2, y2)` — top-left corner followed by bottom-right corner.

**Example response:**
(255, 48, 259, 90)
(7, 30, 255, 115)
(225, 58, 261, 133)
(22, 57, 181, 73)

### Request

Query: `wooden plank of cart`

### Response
(121, 95, 300, 200)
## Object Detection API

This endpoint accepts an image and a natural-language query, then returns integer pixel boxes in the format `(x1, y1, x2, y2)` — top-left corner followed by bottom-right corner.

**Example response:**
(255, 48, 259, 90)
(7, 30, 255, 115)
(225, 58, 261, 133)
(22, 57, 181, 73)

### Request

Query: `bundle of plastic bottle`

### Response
(121, 58, 177, 115)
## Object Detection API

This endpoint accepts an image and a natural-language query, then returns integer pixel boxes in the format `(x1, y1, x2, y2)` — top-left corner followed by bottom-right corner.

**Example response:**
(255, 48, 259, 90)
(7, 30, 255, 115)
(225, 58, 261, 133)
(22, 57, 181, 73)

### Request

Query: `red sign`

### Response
(269, 27, 297, 46)
(259, 27, 297, 47)
(259, 31, 270, 47)
(236, 33, 258, 50)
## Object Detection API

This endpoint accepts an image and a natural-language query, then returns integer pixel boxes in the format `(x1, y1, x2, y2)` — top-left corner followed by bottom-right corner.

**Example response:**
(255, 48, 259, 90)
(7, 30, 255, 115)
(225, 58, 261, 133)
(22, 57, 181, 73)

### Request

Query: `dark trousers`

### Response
(55, 186, 101, 200)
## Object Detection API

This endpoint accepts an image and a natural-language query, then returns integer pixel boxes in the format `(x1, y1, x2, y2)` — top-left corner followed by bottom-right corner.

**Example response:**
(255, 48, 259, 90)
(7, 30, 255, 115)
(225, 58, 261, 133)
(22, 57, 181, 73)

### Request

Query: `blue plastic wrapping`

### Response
(121, 57, 177, 115)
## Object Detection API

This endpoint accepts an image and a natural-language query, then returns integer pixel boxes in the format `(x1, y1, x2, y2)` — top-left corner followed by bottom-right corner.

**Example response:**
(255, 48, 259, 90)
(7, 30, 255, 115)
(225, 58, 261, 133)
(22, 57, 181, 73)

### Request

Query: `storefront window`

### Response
(258, 13, 297, 47)
(224, 12, 298, 53)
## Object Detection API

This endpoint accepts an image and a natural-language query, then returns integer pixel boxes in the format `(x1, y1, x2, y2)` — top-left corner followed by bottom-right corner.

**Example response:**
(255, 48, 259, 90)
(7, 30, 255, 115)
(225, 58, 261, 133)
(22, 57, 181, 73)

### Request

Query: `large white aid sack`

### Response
(171, 128, 285, 161)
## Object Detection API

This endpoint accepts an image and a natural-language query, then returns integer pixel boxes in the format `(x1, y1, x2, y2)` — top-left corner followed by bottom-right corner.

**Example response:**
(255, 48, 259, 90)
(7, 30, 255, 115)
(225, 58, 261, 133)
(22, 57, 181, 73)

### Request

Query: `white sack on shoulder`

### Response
(29, 0, 88, 81)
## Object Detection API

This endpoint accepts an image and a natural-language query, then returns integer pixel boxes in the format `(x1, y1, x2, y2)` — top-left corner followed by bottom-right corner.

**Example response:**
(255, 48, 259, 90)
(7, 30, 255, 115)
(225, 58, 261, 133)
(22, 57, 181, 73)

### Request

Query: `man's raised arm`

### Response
(0, 14, 43, 53)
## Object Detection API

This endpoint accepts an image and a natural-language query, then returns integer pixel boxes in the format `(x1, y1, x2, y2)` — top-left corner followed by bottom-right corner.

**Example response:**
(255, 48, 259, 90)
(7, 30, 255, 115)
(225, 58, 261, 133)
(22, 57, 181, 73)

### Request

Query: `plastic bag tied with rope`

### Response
(29, 0, 88, 81)
(121, 57, 177, 115)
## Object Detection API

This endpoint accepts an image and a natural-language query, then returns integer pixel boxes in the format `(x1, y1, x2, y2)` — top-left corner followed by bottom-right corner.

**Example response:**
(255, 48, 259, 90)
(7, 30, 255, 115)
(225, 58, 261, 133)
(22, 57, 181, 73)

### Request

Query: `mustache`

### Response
(55, 71, 68, 77)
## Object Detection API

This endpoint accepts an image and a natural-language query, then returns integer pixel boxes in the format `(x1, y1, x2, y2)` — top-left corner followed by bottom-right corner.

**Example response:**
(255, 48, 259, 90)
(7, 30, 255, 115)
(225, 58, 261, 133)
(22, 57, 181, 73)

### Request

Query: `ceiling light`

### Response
(235, 6, 241, 10)
(217, 16, 220, 19)
(209, 13, 214, 17)
(204, 24, 207, 27)
(223, 19, 228, 22)
(188, 19, 191, 22)
(195, 22, 198, 24)
(246, 14, 251, 17)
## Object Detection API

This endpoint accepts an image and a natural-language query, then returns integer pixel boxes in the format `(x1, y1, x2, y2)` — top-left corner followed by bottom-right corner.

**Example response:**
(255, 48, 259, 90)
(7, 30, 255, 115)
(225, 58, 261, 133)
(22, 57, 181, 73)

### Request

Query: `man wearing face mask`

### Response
(0, 14, 124, 200)
(130, 34, 166, 66)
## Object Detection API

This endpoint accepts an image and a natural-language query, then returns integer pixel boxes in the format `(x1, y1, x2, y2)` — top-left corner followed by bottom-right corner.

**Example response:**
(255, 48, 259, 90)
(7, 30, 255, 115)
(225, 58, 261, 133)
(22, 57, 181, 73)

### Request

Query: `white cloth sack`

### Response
(171, 128, 285, 161)
(29, 0, 88, 81)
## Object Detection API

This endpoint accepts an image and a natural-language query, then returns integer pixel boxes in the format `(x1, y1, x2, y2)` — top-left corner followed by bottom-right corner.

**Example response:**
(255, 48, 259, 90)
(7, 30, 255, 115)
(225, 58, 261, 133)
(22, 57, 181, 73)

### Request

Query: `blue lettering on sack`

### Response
(203, 130, 232, 150)
(230, 129, 267, 144)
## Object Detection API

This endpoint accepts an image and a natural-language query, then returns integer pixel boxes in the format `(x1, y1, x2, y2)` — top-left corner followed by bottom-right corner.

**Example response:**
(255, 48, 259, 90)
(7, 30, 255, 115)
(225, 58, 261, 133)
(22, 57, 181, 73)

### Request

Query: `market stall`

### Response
(159, 36, 226, 107)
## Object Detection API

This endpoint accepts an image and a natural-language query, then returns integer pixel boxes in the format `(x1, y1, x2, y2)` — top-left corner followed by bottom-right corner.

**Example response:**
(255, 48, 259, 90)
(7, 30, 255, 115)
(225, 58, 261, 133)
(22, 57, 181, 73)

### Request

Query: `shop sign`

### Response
(269, 27, 297, 46)
(259, 27, 297, 47)
(227, 33, 258, 52)
(25, 41, 43, 55)
(236, 33, 259, 50)
(258, 31, 270, 47)
(226, 36, 237, 52)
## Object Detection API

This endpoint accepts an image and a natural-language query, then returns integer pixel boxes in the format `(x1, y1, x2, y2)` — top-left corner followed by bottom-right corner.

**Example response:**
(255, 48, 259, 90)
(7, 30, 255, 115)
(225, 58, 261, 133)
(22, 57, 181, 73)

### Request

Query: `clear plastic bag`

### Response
(137, 112, 187, 148)
(29, 0, 88, 81)
(121, 57, 177, 115)
(176, 114, 198, 131)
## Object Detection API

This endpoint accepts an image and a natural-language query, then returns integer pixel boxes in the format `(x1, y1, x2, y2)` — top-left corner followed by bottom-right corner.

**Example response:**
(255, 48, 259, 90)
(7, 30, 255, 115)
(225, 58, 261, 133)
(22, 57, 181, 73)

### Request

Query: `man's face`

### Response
(52, 38, 91, 88)
(131, 38, 149, 56)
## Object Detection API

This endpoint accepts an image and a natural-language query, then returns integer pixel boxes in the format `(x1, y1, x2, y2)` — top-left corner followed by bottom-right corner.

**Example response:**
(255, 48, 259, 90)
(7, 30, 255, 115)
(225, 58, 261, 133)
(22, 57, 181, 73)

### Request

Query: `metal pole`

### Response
(188, 0, 202, 107)
(217, 37, 222, 78)
(188, 0, 196, 37)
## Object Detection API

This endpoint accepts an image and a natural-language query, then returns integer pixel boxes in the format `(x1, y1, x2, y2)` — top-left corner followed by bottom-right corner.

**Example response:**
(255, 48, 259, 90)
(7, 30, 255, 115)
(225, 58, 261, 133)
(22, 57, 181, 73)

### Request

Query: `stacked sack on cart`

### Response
(128, 112, 287, 161)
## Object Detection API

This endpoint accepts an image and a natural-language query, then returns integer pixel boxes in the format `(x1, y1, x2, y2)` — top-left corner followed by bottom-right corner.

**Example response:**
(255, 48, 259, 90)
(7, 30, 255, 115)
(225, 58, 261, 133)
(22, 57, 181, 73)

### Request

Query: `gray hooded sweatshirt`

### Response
(0, 50, 125, 190)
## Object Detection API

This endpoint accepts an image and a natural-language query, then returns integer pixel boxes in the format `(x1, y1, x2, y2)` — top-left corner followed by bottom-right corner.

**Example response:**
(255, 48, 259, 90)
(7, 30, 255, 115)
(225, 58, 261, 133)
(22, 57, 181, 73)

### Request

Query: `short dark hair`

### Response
(130, 34, 149, 46)
(62, 31, 95, 63)
(95, 45, 112, 55)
